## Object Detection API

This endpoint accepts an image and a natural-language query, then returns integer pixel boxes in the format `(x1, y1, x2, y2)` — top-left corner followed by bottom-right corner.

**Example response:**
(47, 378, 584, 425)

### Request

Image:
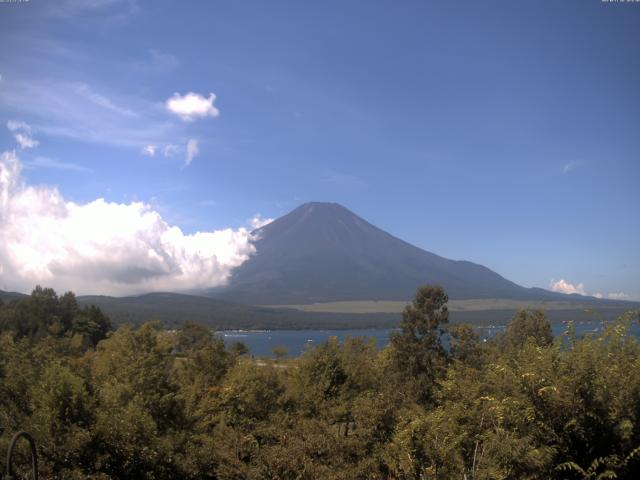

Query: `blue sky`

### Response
(0, 0, 638, 299)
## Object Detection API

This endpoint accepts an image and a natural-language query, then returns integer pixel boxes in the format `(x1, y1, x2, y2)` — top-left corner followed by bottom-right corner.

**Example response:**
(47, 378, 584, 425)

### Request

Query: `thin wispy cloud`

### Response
(51, 0, 140, 20)
(0, 74, 220, 170)
(26, 156, 92, 173)
(7, 120, 32, 132)
(185, 138, 199, 166)
(562, 161, 579, 174)
(163, 144, 180, 157)
(7, 120, 39, 149)
(0, 25, 224, 172)
(133, 49, 179, 73)
(0, 77, 178, 150)
(145, 140, 199, 165)
(73, 82, 138, 117)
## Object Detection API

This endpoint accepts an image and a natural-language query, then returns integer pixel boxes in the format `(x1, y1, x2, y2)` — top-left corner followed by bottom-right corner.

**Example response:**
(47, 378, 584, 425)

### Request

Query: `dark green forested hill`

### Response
(0, 289, 26, 303)
(1, 285, 639, 479)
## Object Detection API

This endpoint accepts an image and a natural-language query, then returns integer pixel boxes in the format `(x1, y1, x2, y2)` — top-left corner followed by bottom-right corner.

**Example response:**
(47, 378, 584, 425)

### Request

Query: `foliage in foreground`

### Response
(0, 286, 639, 479)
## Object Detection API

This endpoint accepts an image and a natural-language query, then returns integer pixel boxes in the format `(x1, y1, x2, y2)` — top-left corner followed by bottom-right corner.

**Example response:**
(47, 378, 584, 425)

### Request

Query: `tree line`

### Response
(1, 285, 639, 479)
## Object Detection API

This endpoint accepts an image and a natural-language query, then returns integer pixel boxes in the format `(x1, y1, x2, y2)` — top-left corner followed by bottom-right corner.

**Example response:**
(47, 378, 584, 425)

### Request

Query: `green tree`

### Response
(177, 321, 214, 353)
(28, 362, 94, 476)
(449, 323, 485, 367)
(388, 285, 449, 405)
(501, 309, 553, 349)
(0, 287, 111, 346)
(89, 323, 185, 479)
(217, 360, 285, 429)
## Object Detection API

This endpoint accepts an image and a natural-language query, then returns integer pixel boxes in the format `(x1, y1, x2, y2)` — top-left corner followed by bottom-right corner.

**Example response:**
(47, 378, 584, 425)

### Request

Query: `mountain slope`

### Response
(208, 202, 574, 304)
(0, 289, 27, 303)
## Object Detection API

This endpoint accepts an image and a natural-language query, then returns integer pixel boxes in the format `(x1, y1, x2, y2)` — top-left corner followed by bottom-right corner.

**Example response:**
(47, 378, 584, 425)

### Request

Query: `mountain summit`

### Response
(210, 202, 568, 304)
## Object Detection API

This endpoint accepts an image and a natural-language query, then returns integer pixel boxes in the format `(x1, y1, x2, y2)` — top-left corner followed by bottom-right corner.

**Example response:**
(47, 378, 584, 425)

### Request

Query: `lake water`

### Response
(218, 320, 640, 357)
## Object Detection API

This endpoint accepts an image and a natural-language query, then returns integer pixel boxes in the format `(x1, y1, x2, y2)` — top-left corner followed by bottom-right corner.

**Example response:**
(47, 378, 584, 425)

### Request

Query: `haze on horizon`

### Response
(0, 0, 638, 300)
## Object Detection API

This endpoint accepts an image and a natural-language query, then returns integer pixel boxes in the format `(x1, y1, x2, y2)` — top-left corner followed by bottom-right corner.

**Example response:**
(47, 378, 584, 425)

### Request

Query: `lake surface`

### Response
(218, 320, 640, 357)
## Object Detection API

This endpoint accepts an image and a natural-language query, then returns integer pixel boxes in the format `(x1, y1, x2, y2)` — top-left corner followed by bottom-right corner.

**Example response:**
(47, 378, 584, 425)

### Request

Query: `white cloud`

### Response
(0, 150, 255, 295)
(14, 133, 40, 149)
(185, 138, 199, 166)
(550, 279, 633, 301)
(550, 279, 586, 295)
(6, 120, 39, 149)
(250, 215, 274, 230)
(144, 142, 198, 162)
(142, 144, 156, 157)
(26, 156, 91, 173)
(7, 120, 32, 133)
(166, 92, 219, 121)
(607, 292, 629, 300)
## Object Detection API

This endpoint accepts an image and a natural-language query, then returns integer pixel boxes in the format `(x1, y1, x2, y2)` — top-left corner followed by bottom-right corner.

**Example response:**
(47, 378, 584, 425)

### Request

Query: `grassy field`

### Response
(263, 298, 638, 314)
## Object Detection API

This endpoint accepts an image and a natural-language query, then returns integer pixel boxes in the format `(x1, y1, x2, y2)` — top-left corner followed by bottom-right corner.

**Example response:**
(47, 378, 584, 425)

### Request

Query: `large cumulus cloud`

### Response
(0, 150, 255, 295)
